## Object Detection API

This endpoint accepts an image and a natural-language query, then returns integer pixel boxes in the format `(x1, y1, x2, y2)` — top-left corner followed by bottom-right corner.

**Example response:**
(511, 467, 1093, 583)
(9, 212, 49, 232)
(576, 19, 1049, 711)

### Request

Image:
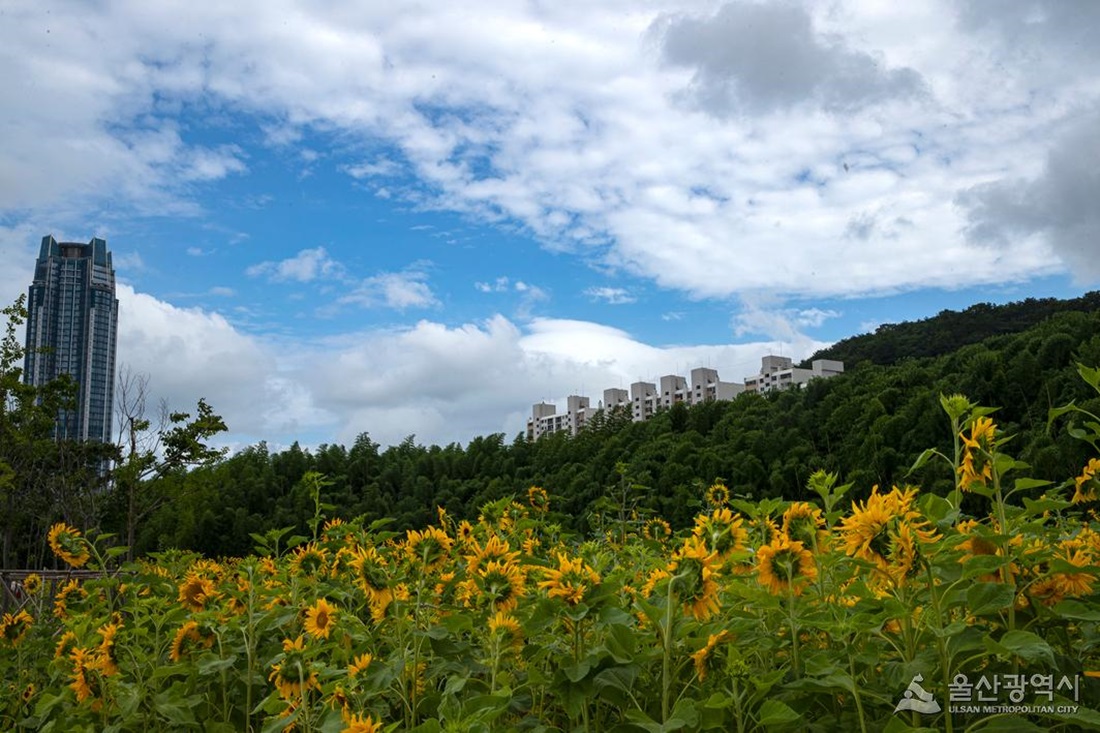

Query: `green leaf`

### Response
(1051, 599, 1100, 621)
(966, 582, 1015, 615)
(603, 622, 637, 663)
(967, 717, 1045, 732)
(757, 698, 800, 727)
(197, 655, 238, 675)
(959, 555, 1008, 581)
(993, 630, 1055, 666)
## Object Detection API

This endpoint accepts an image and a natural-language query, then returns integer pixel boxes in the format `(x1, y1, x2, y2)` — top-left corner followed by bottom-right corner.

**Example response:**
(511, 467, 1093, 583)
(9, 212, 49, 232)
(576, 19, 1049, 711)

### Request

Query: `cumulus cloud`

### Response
(340, 269, 439, 310)
(660, 2, 925, 116)
(246, 247, 347, 283)
(1, 0, 1091, 303)
(959, 111, 1100, 281)
(585, 286, 636, 304)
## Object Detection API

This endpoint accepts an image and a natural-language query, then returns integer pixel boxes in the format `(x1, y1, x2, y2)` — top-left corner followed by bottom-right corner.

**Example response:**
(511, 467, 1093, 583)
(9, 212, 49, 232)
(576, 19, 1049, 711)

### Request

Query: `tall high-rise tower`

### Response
(24, 235, 119, 443)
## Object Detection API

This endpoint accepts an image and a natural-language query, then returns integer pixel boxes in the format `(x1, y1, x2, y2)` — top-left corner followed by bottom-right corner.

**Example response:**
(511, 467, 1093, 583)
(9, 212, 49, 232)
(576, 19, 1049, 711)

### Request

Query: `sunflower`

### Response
(487, 611, 524, 649)
(303, 598, 338, 640)
(54, 579, 87, 620)
(668, 536, 721, 620)
(169, 620, 204, 660)
(48, 522, 91, 568)
(55, 630, 78, 660)
(69, 647, 100, 706)
(1052, 547, 1096, 598)
(348, 653, 373, 679)
(781, 502, 827, 548)
(756, 535, 817, 596)
(94, 622, 120, 676)
(704, 481, 730, 508)
(642, 517, 672, 543)
(343, 712, 385, 732)
(178, 572, 218, 612)
(456, 520, 477, 547)
(322, 517, 349, 543)
(290, 542, 329, 577)
(538, 552, 601, 606)
(0, 610, 33, 646)
(22, 573, 42, 596)
(837, 486, 939, 586)
(690, 630, 732, 681)
(466, 534, 519, 573)
(404, 527, 454, 572)
(270, 636, 320, 700)
(474, 559, 527, 613)
(527, 485, 550, 513)
(225, 575, 252, 616)
(958, 416, 996, 490)
(1073, 459, 1100, 504)
(21, 683, 34, 704)
(692, 507, 748, 561)
(350, 546, 393, 621)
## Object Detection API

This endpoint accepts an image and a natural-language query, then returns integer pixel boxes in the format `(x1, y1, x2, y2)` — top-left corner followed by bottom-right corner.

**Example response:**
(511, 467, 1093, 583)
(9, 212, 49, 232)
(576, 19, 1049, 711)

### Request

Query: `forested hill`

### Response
(809, 290, 1100, 366)
(124, 297, 1100, 558)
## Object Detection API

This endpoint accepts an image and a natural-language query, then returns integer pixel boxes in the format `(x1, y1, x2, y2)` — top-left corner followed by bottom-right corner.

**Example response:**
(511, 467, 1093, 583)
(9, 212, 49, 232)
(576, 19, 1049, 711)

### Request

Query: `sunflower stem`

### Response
(662, 581, 675, 723)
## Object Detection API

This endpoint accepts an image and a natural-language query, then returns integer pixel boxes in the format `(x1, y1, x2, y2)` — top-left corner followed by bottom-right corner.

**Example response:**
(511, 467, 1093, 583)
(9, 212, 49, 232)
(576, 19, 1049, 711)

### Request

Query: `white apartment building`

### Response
(526, 357, 844, 440)
(527, 365, 751, 440)
(743, 356, 845, 394)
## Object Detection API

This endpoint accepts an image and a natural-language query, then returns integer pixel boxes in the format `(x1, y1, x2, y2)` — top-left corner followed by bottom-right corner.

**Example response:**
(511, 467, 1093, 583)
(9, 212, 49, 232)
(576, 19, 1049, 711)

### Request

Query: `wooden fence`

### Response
(0, 569, 111, 614)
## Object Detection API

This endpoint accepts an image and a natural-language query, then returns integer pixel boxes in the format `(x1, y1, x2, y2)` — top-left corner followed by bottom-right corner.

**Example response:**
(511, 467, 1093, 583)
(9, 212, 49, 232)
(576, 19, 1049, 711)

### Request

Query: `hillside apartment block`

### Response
(526, 356, 844, 441)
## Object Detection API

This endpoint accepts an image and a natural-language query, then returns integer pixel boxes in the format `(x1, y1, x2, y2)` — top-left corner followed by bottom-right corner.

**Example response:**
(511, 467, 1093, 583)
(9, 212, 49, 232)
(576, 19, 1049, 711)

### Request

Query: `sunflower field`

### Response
(3, 386, 1100, 732)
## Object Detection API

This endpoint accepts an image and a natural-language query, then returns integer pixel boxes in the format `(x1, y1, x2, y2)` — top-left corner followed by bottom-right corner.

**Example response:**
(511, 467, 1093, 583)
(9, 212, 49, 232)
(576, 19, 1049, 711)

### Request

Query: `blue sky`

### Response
(1, 1, 1098, 451)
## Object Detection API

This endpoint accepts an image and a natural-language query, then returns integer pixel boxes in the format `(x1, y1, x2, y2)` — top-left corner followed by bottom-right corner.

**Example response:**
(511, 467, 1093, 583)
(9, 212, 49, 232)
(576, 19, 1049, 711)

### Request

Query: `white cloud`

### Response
(341, 269, 438, 310)
(585, 286, 636, 304)
(246, 247, 346, 283)
(0, 0, 1095, 301)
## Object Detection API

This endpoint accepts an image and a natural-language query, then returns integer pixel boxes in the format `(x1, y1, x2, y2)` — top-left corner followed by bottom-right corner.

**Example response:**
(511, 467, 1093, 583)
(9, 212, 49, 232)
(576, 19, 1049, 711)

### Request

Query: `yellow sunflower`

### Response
(22, 573, 42, 596)
(405, 527, 454, 572)
(837, 485, 939, 586)
(54, 579, 87, 620)
(290, 542, 329, 577)
(456, 520, 477, 547)
(668, 536, 721, 620)
(958, 416, 996, 490)
(692, 507, 748, 561)
(0, 610, 33, 647)
(48, 522, 91, 568)
(270, 636, 320, 700)
(690, 630, 732, 681)
(781, 502, 827, 548)
(169, 620, 215, 662)
(756, 534, 817, 596)
(177, 572, 218, 612)
(94, 622, 120, 676)
(704, 481, 731, 508)
(527, 485, 550, 513)
(642, 517, 672, 543)
(348, 653, 373, 678)
(1052, 547, 1096, 598)
(303, 598, 338, 640)
(538, 552, 601, 606)
(69, 647, 100, 706)
(350, 546, 393, 621)
(55, 630, 78, 660)
(343, 712, 385, 732)
(465, 534, 519, 573)
(474, 559, 527, 613)
(1073, 458, 1100, 504)
(487, 611, 524, 649)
